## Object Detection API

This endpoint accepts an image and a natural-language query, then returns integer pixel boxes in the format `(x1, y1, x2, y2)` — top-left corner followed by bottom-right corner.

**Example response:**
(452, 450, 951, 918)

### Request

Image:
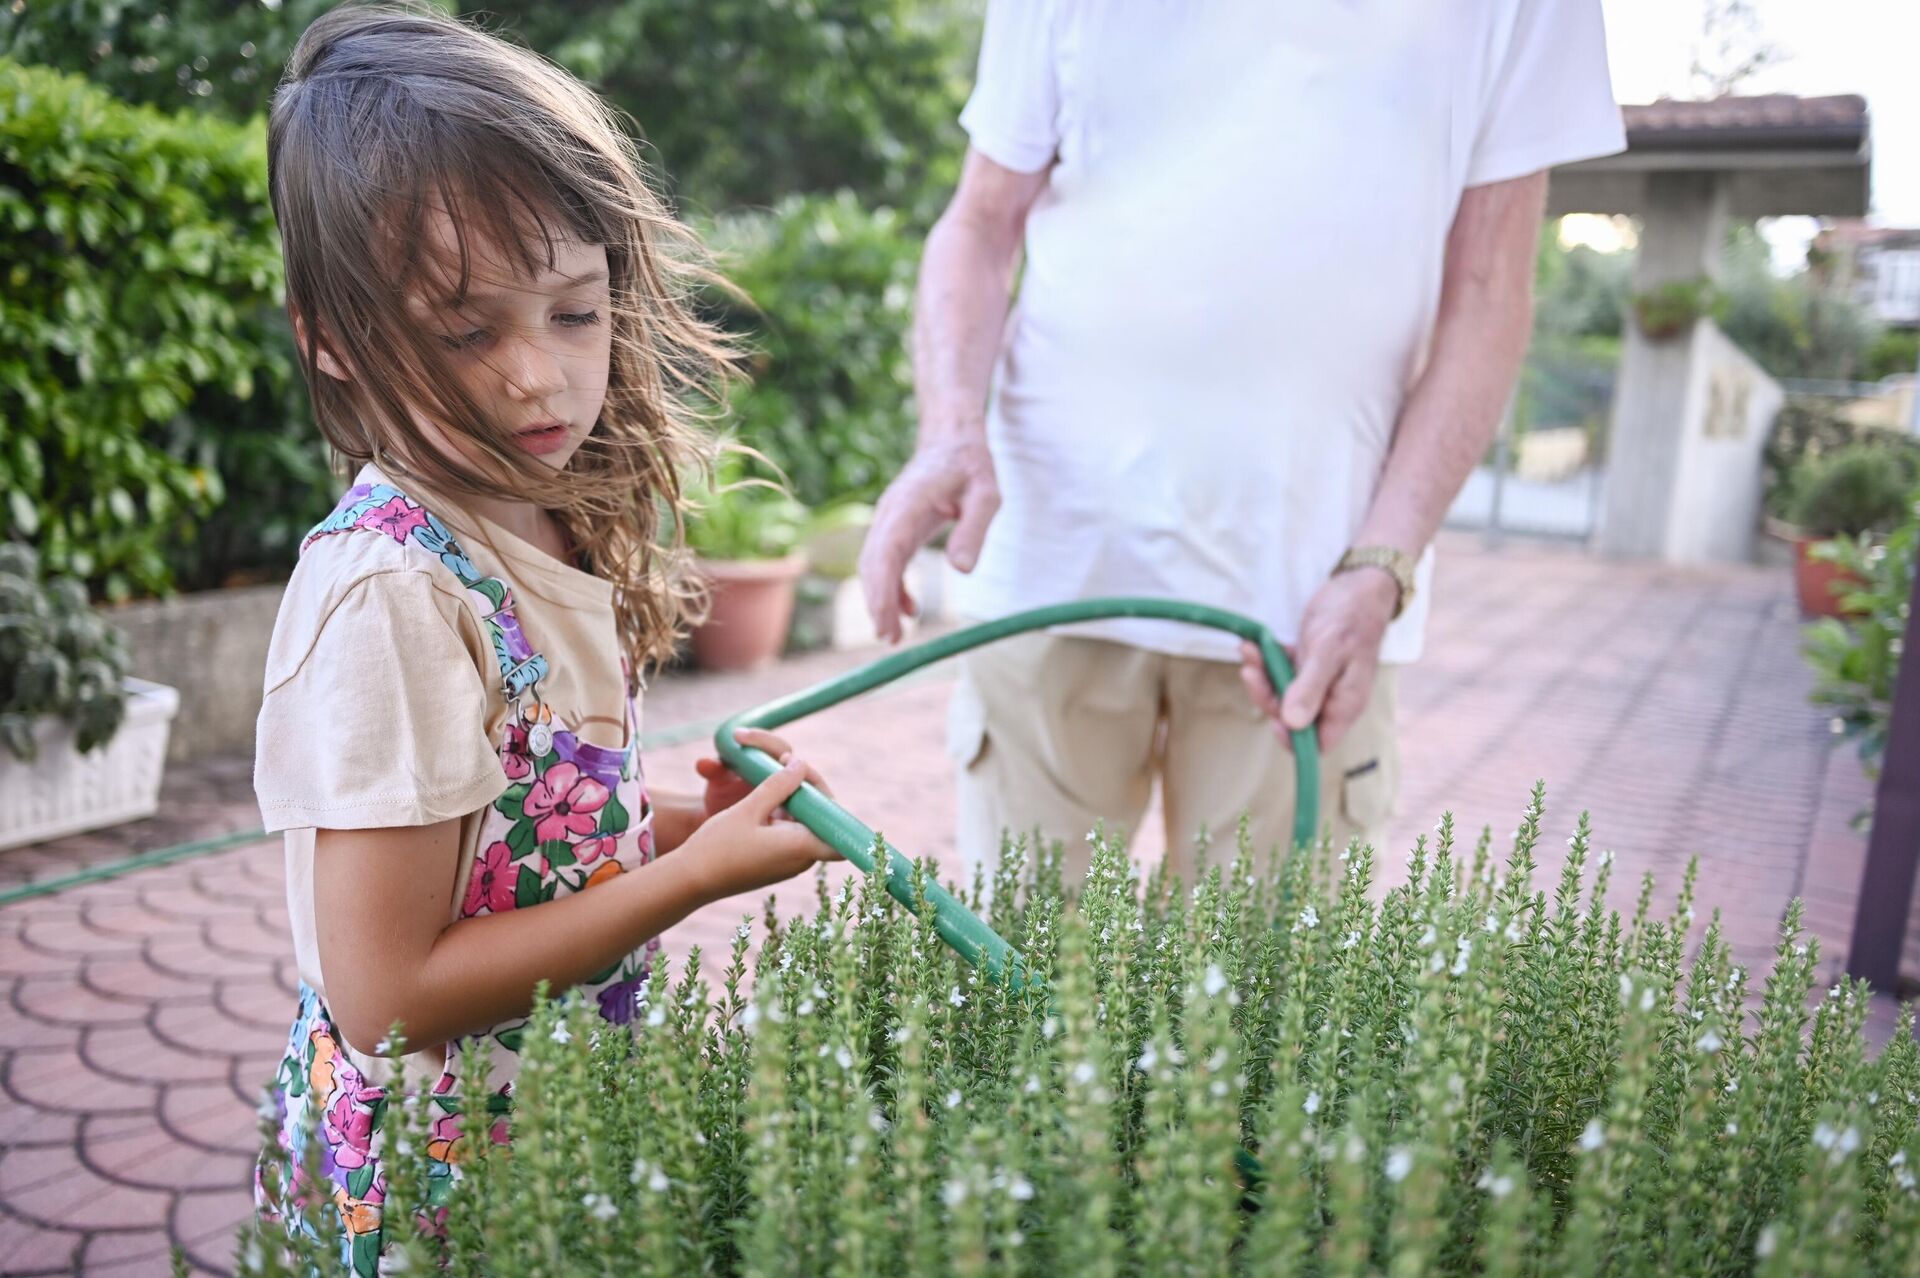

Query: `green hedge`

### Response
(0, 58, 326, 599)
(708, 192, 920, 508)
(246, 795, 1920, 1276)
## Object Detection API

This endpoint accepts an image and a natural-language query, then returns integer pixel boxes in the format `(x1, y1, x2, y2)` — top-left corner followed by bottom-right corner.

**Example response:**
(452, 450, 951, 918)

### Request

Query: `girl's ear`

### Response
(290, 306, 355, 383)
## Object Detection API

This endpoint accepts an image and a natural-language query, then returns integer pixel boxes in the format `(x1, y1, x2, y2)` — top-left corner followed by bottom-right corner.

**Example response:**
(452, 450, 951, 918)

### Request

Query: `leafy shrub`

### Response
(1784, 444, 1919, 539)
(0, 543, 130, 762)
(685, 454, 812, 562)
(1863, 329, 1920, 385)
(706, 193, 921, 509)
(245, 794, 1920, 1276)
(513, 0, 974, 218)
(0, 59, 310, 599)
(1804, 498, 1920, 780)
(0, 0, 337, 119)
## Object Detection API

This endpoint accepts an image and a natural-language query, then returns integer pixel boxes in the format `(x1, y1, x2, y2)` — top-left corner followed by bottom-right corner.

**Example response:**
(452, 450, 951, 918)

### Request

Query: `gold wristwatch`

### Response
(1335, 546, 1416, 620)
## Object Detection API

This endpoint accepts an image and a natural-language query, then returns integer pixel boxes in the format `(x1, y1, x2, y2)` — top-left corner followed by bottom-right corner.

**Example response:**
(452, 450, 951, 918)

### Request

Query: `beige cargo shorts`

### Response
(948, 633, 1399, 892)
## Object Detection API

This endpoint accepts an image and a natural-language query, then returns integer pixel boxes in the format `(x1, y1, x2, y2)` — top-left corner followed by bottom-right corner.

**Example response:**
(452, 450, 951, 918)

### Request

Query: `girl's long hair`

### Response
(268, 1, 738, 679)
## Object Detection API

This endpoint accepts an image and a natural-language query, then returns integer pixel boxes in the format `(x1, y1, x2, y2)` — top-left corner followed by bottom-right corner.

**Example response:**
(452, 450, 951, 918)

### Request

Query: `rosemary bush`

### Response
(243, 790, 1920, 1276)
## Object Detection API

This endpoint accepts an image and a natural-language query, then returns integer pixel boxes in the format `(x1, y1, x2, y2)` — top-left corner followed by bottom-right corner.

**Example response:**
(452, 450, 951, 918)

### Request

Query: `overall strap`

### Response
(303, 482, 550, 706)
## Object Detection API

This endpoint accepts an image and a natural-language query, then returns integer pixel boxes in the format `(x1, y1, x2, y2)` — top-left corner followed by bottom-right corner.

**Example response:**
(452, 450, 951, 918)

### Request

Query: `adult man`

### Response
(860, 0, 1625, 886)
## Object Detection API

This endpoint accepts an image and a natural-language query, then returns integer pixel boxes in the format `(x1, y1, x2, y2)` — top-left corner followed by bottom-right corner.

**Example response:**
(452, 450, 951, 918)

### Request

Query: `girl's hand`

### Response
(679, 751, 841, 902)
(694, 728, 833, 820)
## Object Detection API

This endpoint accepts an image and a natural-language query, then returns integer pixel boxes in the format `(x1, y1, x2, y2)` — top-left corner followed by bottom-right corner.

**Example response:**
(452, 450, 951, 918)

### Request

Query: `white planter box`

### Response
(0, 677, 179, 851)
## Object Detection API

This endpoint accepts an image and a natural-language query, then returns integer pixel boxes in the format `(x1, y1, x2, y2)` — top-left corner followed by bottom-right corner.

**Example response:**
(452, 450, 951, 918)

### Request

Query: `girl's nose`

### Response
(502, 332, 567, 402)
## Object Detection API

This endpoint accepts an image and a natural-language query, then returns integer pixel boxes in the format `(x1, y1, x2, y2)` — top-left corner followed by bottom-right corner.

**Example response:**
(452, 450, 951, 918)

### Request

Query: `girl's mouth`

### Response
(515, 421, 570, 454)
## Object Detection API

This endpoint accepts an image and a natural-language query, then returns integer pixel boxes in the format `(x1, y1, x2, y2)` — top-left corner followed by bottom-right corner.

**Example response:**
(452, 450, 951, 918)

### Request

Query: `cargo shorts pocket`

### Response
(1340, 755, 1397, 834)
(946, 674, 990, 772)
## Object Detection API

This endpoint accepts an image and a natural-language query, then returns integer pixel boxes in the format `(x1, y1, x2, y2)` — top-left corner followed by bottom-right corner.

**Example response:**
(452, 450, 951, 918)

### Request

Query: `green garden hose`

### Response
(715, 597, 1320, 993)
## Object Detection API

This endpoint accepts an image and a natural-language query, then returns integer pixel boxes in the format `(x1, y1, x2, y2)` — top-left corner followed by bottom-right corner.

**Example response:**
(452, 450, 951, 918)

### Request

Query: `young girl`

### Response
(251, 4, 838, 1268)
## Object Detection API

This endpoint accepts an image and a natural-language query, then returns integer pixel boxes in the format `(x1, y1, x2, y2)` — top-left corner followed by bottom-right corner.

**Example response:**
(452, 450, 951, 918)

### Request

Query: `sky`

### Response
(1567, 0, 1919, 266)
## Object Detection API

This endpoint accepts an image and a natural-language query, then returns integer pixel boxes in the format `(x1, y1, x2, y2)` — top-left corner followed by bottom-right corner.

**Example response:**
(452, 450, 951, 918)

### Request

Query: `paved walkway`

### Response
(0, 533, 1892, 1275)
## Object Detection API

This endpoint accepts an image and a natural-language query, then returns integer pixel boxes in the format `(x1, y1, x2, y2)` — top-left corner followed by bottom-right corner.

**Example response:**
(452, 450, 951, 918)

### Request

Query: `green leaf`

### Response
(504, 819, 536, 862)
(599, 790, 629, 837)
(542, 838, 576, 869)
(514, 864, 544, 910)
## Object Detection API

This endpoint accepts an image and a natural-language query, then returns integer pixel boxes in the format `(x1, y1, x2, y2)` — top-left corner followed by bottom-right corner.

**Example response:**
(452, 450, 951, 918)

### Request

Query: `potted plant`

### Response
(1629, 275, 1726, 341)
(1774, 443, 1916, 618)
(0, 543, 179, 850)
(685, 454, 812, 672)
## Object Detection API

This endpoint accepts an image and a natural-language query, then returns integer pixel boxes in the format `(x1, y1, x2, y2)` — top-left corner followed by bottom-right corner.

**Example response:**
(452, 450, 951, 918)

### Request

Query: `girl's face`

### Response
(402, 202, 613, 473)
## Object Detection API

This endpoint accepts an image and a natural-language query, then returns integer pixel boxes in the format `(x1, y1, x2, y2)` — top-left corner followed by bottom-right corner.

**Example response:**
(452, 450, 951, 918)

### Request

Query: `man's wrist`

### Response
(1335, 545, 1416, 620)
(916, 411, 988, 447)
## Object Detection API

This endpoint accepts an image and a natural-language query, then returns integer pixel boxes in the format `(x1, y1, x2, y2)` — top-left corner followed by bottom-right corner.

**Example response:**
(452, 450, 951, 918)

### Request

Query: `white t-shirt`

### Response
(951, 0, 1625, 662)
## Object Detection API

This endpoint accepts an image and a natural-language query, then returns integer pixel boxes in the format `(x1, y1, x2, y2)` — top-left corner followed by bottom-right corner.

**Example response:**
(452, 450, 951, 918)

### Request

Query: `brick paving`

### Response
(0, 531, 1899, 1275)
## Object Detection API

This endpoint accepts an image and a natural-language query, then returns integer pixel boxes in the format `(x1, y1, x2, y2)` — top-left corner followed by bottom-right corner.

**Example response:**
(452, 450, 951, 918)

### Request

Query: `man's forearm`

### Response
(912, 204, 1023, 441)
(1356, 174, 1548, 560)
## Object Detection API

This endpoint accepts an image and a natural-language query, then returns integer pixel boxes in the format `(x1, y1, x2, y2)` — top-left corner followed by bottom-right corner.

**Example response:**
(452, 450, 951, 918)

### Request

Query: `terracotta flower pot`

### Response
(1792, 535, 1866, 619)
(691, 553, 809, 672)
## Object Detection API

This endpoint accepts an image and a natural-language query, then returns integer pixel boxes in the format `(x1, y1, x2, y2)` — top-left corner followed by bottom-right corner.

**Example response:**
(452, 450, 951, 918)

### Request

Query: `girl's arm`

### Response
(312, 752, 834, 1055)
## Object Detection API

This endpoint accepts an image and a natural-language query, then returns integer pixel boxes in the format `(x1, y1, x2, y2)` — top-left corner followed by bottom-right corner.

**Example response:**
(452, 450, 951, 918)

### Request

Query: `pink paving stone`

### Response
(4, 1045, 160, 1117)
(0, 1144, 173, 1232)
(0, 1208, 83, 1275)
(0, 1003, 84, 1050)
(2, 1100, 83, 1149)
(4, 1043, 159, 1112)
(142, 936, 265, 984)
(79, 1228, 191, 1276)
(81, 1024, 235, 1088)
(75, 898, 187, 944)
(17, 910, 109, 962)
(156, 1083, 263, 1158)
(12, 974, 151, 1029)
(209, 980, 302, 1036)
(172, 1185, 256, 1274)
(79, 1113, 253, 1195)
(79, 954, 206, 1008)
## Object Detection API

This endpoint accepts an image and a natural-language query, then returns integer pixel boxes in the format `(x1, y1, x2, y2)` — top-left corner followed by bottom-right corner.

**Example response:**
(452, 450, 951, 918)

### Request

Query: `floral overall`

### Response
(257, 482, 660, 1275)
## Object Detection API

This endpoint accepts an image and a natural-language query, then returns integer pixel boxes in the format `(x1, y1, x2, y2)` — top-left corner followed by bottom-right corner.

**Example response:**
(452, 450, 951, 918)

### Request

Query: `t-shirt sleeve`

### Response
(957, 0, 1061, 174)
(1465, 0, 1626, 188)
(255, 569, 507, 832)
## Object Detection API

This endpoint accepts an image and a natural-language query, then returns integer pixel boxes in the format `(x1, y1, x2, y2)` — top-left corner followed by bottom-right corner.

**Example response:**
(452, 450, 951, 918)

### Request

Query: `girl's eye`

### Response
(438, 312, 597, 351)
(440, 329, 488, 351)
(558, 310, 601, 329)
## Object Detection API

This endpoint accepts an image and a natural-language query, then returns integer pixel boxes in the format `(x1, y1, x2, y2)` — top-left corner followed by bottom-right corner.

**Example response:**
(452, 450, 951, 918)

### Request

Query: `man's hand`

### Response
(858, 434, 1000, 643)
(1239, 568, 1399, 752)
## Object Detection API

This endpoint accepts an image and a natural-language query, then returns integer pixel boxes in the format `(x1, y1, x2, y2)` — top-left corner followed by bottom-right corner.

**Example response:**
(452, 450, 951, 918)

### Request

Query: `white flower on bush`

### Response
(582, 1191, 618, 1221)
(550, 1022, 572, 1046)
(736, 918, 753, 941)
(1476, 1168, 1515, 1199)
(1304, 1090, 1322, 1117)
(949, 987, 967, 1008)
(646, 1005, 666, 1028)
(835, 1046, 854, 1071)
(942, 1179, 968, 1209)
(1136, 1044, 1159, 1073)
(1293, 905, 1320, 933)
(1579, 1120, 1605, 1152)
(1202, 964, 1229, 997)
(1384, 1148, 1413, 1184)
(945, 1089, 963, 1110)
(1695, 1028, 1724, 1054)
(1071, 1061, 1097, 1086)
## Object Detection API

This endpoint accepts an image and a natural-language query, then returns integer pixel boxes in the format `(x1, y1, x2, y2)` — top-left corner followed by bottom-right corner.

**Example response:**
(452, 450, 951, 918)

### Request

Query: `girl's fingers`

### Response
(731, 727, 795, 759)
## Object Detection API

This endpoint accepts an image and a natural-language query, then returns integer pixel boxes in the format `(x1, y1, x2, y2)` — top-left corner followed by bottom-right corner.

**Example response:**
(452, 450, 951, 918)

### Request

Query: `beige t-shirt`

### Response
(254, 464, 635, 1072)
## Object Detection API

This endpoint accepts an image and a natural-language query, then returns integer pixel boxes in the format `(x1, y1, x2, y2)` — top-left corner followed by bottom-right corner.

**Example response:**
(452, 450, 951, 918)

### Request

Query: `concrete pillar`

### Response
(1596, 173, 1729, 559)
